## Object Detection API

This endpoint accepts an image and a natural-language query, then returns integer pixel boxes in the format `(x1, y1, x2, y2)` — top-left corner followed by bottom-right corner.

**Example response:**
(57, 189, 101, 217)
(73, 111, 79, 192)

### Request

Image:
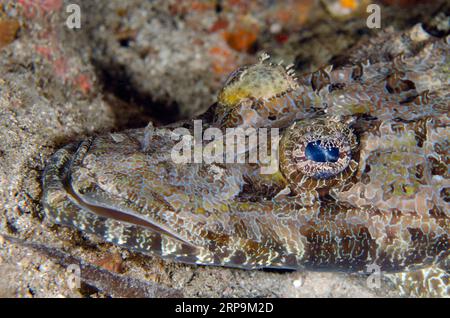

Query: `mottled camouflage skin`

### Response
(43, 25, 449, 297)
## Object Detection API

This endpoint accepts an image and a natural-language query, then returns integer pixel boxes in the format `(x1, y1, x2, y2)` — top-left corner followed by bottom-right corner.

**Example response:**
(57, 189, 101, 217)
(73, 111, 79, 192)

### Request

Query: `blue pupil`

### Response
(305, 140, 339, 163)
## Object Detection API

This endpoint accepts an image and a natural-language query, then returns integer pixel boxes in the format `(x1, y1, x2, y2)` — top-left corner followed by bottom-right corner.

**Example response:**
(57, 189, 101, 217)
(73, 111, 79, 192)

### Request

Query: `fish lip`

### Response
(65, 183, 196, 248)
(43, 137, 196, 248)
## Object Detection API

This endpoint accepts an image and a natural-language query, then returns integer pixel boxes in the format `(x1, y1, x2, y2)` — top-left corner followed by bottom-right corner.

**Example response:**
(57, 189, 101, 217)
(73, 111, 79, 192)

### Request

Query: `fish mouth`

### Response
(44, 138, 196, 249)
(64, 182, 195, 248)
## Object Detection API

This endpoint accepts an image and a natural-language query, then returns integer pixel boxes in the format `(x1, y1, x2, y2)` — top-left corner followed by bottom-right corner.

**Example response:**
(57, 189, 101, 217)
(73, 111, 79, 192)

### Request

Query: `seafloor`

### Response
(0, 0, 448, 297)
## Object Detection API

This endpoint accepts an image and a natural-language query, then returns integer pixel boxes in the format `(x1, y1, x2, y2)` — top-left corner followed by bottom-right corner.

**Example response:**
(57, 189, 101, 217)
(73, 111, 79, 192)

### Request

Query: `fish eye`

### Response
(279, 118, 358, 191)
(215, 54, 299, 128)
(305, 140, 340, 164)
(222, 66, 247, 87)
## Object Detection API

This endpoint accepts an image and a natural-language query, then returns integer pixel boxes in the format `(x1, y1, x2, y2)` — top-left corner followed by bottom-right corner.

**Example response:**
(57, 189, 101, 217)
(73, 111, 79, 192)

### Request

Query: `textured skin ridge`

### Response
(42, 25, 449, 297)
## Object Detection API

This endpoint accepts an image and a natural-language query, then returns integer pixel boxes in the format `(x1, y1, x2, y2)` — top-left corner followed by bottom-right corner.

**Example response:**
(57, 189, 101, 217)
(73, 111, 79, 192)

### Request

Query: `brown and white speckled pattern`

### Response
(42, 24, 449, 297)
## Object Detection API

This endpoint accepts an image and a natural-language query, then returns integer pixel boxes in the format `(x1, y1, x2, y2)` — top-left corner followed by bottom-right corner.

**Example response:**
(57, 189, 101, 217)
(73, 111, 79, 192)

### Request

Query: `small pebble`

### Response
(293, 278, 303, 288)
